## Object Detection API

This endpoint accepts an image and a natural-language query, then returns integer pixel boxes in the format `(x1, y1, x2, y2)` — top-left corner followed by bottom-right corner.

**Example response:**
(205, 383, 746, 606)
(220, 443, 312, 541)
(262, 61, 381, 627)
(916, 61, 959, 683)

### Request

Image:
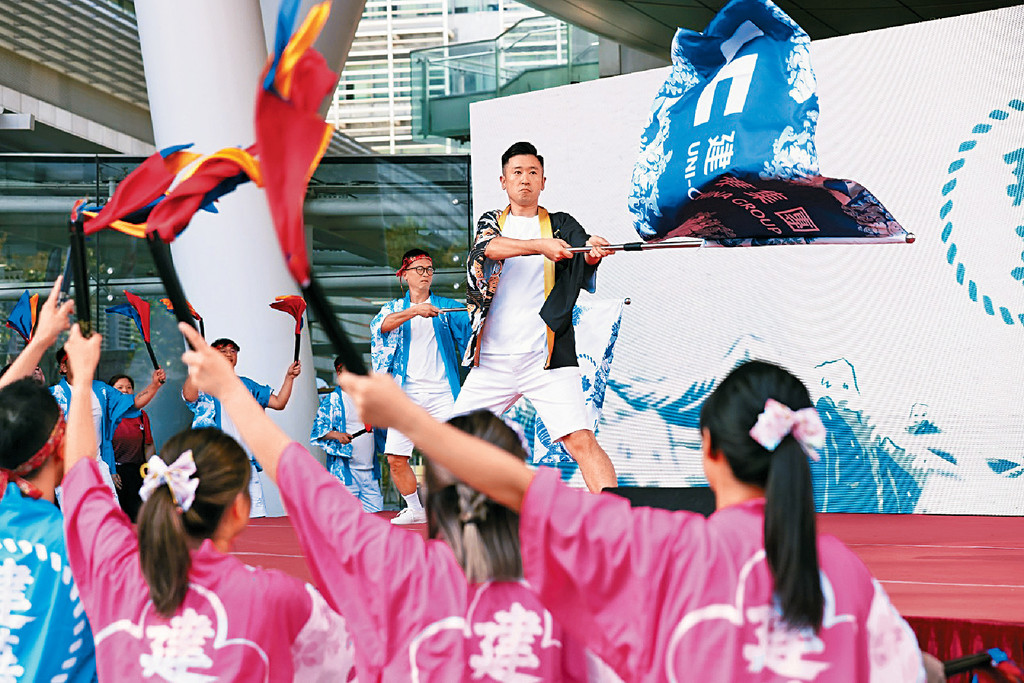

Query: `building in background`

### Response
(328, 0, 544, 154)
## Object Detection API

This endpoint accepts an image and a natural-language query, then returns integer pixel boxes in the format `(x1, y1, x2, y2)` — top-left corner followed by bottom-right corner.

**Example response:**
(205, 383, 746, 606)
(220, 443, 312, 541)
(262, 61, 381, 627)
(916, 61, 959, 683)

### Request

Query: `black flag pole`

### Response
(69, 218, 92, 336)
(145, 233, 198, 349)
(302, 273, 367, 375)
(566, 234, 916, 254)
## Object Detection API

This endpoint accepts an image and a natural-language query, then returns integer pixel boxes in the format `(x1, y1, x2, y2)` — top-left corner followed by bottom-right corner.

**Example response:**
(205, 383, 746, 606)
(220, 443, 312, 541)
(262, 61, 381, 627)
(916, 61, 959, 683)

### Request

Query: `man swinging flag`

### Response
(628, 0, 910, 247)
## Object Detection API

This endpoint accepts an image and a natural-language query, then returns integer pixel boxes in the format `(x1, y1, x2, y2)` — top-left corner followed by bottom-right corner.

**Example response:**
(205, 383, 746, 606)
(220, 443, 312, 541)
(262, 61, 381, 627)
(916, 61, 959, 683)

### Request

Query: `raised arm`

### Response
(133, 368, 166, 408)
(339, 370, 534, 511)
(179, 324, 291, 479)
(181, 373, 200, 403)
(0, 277, 74, 389)
(267, 360, 301, 410)
(62, 324, 102, 474)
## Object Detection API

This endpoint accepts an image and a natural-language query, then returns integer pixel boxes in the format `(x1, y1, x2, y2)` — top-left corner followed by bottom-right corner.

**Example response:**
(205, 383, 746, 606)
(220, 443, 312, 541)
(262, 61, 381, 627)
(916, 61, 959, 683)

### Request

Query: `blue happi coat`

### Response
(50, 378, 139, 474)
(370, 292, 471, 398)
(0, 484, 97, 682)
(184, 376, 272, 429)
(310, 386, 381, 486)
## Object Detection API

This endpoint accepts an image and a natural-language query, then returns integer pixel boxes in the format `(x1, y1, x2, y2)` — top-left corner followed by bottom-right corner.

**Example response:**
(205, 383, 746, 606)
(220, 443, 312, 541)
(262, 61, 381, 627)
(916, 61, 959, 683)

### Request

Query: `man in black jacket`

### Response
(455, 141, 617, 492)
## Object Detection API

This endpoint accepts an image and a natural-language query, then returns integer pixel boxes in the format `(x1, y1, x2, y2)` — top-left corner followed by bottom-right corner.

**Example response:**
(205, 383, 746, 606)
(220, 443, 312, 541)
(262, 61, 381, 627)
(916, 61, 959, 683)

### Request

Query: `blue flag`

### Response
(5, 290, 36, 341)
(105, 303, 145, 338)
(629, 0, 906, 245)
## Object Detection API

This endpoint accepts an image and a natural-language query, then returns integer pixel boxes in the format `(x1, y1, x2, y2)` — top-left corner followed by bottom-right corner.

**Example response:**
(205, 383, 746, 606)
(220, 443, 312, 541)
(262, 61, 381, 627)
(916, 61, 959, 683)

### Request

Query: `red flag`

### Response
(255, 2, 336, 287)
(122, 291, 152, 342)
(269, 295, 307, 333)
(147, 147, 262, 243)
(158, 297, 202, 322)
(83, 145, 199, 235)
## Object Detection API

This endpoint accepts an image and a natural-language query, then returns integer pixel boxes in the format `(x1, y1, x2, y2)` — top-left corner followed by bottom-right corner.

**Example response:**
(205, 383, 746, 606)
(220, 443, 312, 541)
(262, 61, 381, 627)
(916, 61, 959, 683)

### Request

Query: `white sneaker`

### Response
(390, 507, 427, 525)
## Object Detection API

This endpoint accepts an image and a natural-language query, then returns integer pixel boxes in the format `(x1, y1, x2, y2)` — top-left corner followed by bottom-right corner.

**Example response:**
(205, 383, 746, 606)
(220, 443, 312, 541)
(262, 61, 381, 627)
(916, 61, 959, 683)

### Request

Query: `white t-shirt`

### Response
(339, 390, 375, 470)
(482, 214, 548, 355)
(404, 313, 449, 394)
(70, 386, 104, 464)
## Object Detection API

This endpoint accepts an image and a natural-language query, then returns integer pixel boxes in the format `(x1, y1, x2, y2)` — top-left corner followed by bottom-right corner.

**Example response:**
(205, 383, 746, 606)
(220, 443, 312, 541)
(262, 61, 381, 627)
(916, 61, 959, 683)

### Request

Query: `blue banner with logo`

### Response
(629, 0, 906, 245)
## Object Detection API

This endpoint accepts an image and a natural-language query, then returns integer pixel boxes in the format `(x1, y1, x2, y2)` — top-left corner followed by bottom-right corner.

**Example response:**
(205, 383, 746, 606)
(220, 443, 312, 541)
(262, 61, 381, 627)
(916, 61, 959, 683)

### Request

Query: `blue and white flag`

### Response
(504, 298, 623, 477)
(629, 0, 908, 246)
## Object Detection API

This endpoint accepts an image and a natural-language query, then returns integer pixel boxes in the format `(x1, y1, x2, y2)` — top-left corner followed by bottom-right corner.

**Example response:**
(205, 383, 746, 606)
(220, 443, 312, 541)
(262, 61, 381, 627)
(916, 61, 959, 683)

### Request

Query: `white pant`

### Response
(453, 350, 589, 441)
(345, 469, 384, 513)
(249, 464, 266, 518)
(384, 390, 456, 456)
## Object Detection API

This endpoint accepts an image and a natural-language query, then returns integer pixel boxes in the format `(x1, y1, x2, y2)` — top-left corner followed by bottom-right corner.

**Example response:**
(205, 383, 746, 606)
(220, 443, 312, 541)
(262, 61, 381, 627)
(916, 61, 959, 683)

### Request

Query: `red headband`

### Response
(396, 255, 432, 279)
(0, 414, 65, 502)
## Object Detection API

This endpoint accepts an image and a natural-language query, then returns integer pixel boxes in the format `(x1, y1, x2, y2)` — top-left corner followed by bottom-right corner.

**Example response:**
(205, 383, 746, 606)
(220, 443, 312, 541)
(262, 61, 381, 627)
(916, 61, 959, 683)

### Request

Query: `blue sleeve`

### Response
(105, 383, 140, 425)
(241, 377, 273, 408)
(450, 309, 473, 356)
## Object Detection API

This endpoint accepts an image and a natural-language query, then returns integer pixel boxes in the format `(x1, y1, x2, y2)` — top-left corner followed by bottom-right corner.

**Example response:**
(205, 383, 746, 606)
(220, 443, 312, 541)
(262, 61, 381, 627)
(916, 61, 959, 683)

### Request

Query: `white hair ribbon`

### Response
(139, 450, 199, 512)
(748, 399, 826, 461)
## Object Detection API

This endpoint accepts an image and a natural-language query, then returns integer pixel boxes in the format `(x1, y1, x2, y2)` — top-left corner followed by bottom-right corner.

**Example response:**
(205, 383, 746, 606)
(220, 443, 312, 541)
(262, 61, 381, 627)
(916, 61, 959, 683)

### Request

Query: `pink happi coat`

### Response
(520, 467, 926, 683)
(62, 458, 355, 682)
(277, 443, 613, 682)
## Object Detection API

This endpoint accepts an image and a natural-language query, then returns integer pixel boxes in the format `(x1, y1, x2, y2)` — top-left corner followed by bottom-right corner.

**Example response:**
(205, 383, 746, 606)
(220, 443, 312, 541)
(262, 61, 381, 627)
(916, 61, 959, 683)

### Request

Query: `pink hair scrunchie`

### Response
(748, 399, 826, 461)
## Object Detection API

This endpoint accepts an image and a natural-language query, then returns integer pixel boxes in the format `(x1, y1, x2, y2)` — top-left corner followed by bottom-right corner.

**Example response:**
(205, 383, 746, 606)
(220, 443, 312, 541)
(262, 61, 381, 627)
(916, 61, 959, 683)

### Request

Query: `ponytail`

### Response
(700, 360, 824, 631)
(138, 487, 192, 616)
(137, 428, 250, 617)
(763, 437, 822, 630)
(425, 411, 526, 583)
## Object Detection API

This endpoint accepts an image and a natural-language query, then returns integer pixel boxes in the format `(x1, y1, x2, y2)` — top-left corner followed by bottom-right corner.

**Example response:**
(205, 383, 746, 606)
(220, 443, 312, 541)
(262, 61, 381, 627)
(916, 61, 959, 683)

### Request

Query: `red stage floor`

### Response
(234, 511, 1024, 667)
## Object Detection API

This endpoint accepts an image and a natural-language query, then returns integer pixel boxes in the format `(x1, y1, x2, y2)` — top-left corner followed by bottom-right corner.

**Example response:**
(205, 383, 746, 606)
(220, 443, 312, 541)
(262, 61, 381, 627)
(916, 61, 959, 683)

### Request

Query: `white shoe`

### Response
(390, 507, 426, 525)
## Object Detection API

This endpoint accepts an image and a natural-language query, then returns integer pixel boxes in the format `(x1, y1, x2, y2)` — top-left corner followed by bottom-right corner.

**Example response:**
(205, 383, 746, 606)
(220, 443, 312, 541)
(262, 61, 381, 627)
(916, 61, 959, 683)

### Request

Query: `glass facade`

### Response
(328, 0, 540, 153)
(411, 15, 599, 140)
(0, 153, 472, 445)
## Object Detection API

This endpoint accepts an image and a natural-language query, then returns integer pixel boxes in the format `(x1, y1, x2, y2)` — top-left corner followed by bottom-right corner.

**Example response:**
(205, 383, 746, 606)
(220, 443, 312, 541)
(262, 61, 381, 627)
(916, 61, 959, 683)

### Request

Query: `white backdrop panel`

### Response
(469, 6, 1024, 513)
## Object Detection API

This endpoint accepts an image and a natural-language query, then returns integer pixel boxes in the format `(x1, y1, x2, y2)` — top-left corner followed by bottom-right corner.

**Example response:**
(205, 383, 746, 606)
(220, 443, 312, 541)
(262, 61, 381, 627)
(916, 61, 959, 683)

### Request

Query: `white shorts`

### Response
(385, 390, 455, 456)
(453, 350, 588, 442)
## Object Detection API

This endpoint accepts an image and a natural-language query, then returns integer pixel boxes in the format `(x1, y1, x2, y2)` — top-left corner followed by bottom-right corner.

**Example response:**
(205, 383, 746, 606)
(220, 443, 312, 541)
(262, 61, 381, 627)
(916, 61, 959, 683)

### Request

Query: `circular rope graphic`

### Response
(940, 98, 1024, 325)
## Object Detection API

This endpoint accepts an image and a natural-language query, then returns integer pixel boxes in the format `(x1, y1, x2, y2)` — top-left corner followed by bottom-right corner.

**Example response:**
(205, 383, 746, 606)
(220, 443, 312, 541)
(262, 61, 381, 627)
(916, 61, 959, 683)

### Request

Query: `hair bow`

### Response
(139, 450, 199, 512)
(749, 399, 826, 460)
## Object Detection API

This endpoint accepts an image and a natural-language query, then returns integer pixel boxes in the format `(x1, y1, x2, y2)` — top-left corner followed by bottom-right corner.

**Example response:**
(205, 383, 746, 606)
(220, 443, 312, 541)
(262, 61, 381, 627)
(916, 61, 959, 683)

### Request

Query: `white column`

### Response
(135, 0, 319, 516)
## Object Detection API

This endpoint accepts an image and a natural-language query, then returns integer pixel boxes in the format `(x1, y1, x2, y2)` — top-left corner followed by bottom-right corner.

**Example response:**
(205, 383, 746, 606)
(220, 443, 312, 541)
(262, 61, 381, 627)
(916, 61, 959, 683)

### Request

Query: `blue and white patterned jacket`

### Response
(50, 378, 139, 474)
(370, 292, 471, 399)
(310, 387, 380, 485)
(184, 376, 272, 430)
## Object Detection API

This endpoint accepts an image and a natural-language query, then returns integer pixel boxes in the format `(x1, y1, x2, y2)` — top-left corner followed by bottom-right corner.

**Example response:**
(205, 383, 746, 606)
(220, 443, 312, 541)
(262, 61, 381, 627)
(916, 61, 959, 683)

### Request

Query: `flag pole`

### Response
(145, 233, 198, 348)
(69, 217, 92, 335)
(567, 239, 703, 254)
(302, 274, 367, 375)
(566, 234, 915, 254)
(144, 342, 160, 370)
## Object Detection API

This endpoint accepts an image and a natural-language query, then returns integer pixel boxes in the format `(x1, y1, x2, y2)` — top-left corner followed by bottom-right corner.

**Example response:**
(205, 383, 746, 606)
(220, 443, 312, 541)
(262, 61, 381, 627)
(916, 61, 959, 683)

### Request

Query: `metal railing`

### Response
(411, 16, 599, 140)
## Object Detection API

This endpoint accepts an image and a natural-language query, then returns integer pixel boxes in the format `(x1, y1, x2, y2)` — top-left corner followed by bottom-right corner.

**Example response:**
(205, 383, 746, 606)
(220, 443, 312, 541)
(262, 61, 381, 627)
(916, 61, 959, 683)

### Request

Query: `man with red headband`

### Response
(0, 277, 97, 682)
(370, 248, 471, 524)
(454, 141, 617, 492)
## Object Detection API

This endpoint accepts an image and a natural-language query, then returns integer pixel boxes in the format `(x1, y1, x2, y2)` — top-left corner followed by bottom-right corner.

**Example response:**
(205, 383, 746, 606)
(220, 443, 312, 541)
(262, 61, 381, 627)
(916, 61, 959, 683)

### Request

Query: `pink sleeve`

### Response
(62, 458, 145, 628)
(520, 467, 706, 679)
(277, 443, 464, 672)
